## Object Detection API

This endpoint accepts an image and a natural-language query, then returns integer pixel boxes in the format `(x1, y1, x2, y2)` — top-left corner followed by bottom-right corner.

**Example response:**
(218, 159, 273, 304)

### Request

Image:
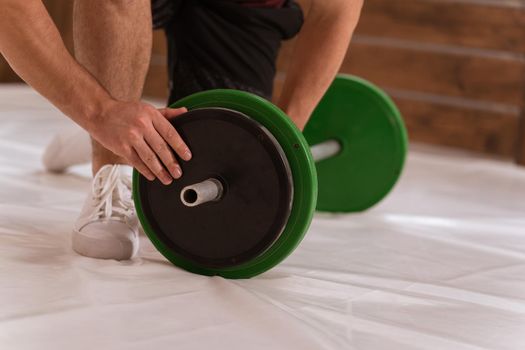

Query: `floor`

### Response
(0, 85, 524, 350)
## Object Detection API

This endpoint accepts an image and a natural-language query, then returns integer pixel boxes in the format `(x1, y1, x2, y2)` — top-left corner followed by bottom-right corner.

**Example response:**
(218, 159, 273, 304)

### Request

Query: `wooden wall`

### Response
(356, 0, 525, 164)
(143, 32, 169, 101)
(0, 56, 21, 83)
(1, 0, 524, 164)
(276, 0, 525, 164)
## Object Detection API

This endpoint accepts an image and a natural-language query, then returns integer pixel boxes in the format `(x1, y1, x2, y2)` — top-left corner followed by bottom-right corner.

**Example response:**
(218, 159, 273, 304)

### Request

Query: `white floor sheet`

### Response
(0, 85, 524, 350)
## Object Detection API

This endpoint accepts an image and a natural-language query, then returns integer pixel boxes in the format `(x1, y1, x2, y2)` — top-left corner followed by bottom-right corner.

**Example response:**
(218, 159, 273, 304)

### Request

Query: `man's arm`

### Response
(0, 0, 191, 182)
(278, 0, 363, 130)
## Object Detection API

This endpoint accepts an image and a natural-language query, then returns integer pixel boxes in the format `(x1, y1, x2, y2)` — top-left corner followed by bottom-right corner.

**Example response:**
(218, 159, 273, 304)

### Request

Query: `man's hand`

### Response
(89, 101, 191, 185)
(1, 0, 192, 184)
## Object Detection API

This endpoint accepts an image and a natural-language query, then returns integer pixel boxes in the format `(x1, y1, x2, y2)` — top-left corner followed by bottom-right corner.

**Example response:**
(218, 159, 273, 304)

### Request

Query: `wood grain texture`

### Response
(0, 56, 21, 82)
(143, 58, 169, 101)
(42, 0, 74, 53)
(357, 0, 525, 53)
(143, 31, 169, 99)
(341, 40, 525, 106)
(152, 30, 167, 55)
(396, 98, 520, 157)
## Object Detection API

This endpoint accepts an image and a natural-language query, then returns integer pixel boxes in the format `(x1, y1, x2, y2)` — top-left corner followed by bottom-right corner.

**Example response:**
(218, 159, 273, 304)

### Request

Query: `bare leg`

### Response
(73, 0, 152, 175)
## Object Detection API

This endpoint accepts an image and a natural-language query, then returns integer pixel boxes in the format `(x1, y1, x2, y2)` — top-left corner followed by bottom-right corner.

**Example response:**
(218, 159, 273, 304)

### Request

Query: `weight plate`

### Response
(303, 74, 408, 212)
(133, 89, 317, 278)
(136, 108, 293, 268)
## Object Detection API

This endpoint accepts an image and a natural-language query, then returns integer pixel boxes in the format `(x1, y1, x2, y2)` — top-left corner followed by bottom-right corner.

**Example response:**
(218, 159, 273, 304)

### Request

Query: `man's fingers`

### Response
(153, 113, 192, 161)
(158, 107, 187, 119)
(128, 149, 155, 181)
(133, 139, 172, 185)
(144, 128, 182, 179)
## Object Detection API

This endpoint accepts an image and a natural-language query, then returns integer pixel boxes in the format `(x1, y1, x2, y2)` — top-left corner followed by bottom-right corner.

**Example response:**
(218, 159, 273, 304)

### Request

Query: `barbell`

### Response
(133, 74, 408, 278)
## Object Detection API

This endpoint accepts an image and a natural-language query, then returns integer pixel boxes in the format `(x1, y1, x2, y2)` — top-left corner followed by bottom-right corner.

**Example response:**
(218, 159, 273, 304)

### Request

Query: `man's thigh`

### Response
(151, 0, 303, 103)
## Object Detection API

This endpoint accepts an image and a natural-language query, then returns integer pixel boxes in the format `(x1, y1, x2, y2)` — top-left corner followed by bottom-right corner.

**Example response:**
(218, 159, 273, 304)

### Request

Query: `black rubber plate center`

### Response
(138, 108, 293, 268)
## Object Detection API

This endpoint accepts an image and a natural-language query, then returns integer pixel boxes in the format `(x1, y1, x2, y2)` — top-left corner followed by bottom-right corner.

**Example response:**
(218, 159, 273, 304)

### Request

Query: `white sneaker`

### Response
(72, 164, 139, 260)
(42, 124, 92, 172)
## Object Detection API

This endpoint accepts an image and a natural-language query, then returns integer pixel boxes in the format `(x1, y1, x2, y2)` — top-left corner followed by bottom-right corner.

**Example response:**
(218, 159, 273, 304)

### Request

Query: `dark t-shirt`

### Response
(152, 0, 286, 28)
(152, 0, 303, 102)
(231, 0, 285, 7)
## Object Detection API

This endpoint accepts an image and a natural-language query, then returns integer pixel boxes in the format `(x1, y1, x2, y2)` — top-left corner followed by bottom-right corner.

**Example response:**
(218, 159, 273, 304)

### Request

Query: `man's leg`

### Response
(71, 0, 152, 260)
(73, 0, 152, 175)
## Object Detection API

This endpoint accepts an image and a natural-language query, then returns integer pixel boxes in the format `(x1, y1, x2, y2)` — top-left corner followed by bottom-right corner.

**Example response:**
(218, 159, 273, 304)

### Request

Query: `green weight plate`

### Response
(133, 89, 317, 279)
(303, 74, 408, 212)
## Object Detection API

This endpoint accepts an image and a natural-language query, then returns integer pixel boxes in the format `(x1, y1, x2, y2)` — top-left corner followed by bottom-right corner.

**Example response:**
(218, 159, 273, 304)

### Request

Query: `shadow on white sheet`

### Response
(0, 85, 524, 350)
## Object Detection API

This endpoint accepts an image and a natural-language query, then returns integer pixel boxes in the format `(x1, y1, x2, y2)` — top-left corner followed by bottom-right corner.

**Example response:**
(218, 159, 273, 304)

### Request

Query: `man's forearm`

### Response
(0, 0, 191, 181)
(0, 0, 113, 131)
(278, 0, 363, 130)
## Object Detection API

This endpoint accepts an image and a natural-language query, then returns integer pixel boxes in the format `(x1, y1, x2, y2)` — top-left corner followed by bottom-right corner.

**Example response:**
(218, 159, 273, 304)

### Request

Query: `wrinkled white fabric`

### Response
(0, 85, 524, 350)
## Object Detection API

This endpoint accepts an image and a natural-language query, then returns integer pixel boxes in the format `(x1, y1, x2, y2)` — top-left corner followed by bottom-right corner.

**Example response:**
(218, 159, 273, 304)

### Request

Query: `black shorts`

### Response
(151, 0, 303, 104)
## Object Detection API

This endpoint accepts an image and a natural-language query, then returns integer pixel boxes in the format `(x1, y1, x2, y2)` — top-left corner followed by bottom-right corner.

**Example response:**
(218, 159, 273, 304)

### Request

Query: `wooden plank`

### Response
(0, 56, 22, 83)
(396, 98, 519, 157)
(357, 0, 525, 53)
(152, 30, 167, 55)
(341, 41, 525, 106)
(42, 0, 74, 53)
(143, 62, 168, 100)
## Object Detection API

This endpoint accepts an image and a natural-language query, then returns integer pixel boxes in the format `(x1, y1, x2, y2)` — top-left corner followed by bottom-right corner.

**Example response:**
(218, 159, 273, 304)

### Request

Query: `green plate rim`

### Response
(133, 89, 317, 279)
(311, 74, 408, 212)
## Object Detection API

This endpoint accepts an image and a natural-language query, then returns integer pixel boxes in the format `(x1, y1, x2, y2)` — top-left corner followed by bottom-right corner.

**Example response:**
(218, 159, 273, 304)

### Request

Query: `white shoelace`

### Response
(89, 165, 134, 222)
